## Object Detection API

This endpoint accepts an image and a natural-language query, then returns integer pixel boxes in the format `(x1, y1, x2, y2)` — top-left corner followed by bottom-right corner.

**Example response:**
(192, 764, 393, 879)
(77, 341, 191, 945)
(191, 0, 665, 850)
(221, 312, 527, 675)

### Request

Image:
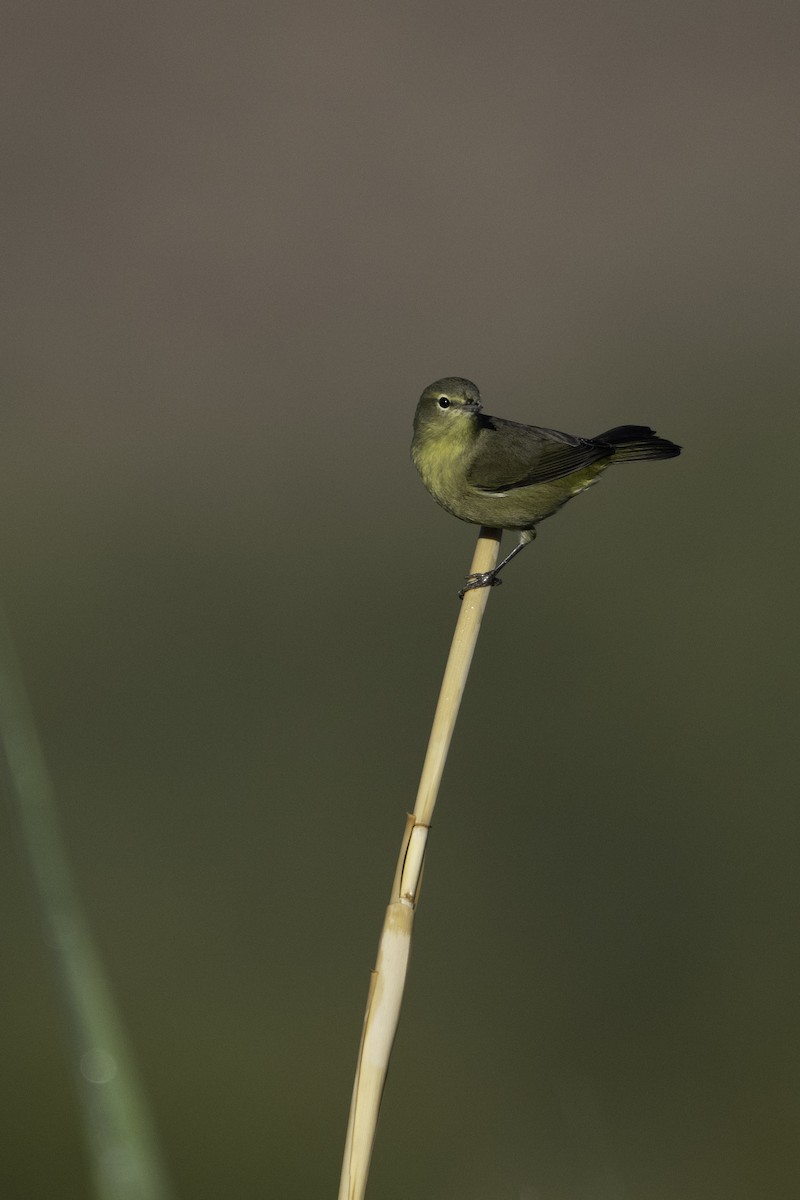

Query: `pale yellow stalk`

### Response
(338, 528, 502, 1200)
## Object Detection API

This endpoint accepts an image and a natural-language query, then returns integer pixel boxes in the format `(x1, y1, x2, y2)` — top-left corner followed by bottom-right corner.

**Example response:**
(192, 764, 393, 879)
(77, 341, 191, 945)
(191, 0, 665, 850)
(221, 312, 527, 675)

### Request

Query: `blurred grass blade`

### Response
(0, 607, 173, 1200)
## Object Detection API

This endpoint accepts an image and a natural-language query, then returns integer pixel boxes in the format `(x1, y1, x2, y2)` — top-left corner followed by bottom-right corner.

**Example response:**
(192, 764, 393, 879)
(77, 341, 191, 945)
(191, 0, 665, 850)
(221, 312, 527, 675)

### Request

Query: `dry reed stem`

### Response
(338, 528, 502, 1200)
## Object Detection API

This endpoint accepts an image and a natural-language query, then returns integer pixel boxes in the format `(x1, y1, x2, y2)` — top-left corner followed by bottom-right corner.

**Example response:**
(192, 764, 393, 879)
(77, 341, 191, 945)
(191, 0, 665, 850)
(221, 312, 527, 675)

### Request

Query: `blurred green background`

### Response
(2, 1, 798, 1197)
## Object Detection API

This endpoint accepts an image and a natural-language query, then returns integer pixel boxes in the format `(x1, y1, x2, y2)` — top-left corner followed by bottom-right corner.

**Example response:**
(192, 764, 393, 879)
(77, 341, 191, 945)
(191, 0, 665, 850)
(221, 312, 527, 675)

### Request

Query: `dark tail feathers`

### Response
(597, 424, 681, 462)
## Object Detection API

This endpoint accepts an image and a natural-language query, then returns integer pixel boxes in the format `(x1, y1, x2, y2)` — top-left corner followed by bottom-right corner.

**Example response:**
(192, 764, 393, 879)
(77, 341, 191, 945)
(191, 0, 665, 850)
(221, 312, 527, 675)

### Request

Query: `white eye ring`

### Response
(438, 397, 450, 408)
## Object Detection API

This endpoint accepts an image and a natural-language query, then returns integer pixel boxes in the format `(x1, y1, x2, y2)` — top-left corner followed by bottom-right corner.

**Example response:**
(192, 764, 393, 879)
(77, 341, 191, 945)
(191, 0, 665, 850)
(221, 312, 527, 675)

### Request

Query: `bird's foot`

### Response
(458, 571, 502, 599)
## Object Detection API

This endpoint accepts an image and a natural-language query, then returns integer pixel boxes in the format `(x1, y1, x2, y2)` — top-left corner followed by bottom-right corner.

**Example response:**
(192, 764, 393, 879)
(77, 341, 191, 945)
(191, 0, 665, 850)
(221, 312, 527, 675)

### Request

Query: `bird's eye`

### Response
(438, 396, 450, 408)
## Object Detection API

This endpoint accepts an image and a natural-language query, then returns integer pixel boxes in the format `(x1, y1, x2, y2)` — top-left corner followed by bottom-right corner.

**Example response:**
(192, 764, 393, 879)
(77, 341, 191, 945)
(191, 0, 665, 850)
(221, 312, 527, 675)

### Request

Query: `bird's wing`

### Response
(467, 418, 611, 492)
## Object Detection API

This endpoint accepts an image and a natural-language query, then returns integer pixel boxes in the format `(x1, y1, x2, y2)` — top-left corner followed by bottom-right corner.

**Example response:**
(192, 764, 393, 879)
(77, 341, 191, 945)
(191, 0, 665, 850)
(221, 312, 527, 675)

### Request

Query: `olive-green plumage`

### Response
(412, 376, 681, 591)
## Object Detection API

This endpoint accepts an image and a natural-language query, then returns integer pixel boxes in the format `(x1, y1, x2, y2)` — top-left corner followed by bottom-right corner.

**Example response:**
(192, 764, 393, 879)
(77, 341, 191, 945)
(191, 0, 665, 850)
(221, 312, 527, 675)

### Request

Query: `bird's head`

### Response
(414, 378, 482, 438)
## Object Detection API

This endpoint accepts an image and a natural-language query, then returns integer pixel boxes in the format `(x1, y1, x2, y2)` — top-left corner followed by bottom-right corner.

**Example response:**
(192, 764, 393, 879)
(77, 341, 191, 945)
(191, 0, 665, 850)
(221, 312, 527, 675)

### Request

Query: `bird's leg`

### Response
(459, 532, 535, 598)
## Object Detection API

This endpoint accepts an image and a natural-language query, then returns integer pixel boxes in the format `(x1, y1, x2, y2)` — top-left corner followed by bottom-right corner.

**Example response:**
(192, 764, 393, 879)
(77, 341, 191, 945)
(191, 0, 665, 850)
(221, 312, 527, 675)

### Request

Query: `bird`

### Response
(411, 376, 681, 594)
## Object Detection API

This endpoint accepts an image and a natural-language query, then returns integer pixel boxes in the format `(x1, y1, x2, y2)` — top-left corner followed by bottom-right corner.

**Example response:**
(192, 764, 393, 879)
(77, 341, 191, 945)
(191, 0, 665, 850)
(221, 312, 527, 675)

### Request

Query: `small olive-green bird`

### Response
(412, 377, 681, 593)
